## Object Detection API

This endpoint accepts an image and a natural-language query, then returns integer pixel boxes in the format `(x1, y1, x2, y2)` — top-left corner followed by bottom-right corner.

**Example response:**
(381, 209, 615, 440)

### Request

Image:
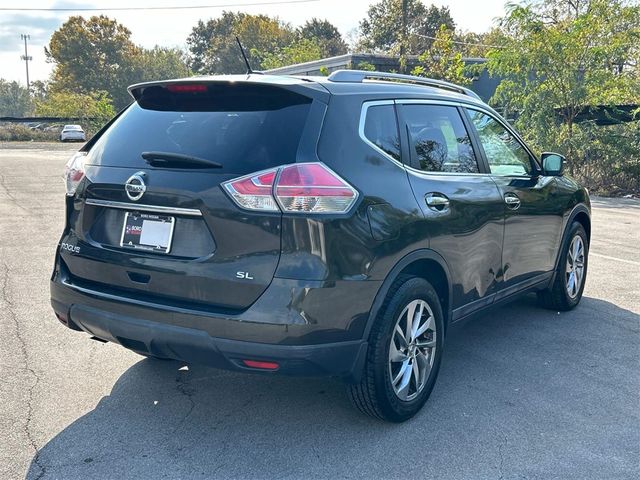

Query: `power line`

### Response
(0, 0, 319, 12)
(414, 33, 505, 50)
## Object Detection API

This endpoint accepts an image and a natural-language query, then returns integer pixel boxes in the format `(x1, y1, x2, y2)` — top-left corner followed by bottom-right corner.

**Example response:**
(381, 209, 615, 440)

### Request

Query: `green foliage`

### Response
(35, 90, 115, 134)
(187, 14, 347, 73)
(487, 0, 640, 190)
(46, 16, 190, 110)
(187, 12, 294, 74)
(411, 25, 471, 85)
(261, 38, 324, 70)
(46, 15, 140, 110)
(0, 79, 32, 117)
(358, 0, 455, 54)
(138, 47, 191, 82)
(319, 66, 330, 76)
(298, 18, 348, 57)
(452, 28, 508, 58)
(355, 61, 376, 71)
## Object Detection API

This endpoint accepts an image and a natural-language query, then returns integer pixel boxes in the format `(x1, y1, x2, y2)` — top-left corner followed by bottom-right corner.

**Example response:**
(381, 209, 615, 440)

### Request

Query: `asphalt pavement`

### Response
(1, 142, 638, 479)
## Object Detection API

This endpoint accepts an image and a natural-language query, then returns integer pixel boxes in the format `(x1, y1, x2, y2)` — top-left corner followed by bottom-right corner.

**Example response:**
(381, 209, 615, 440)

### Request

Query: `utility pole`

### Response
(20, 34, 32, 91)
(399, 0, 408, 74)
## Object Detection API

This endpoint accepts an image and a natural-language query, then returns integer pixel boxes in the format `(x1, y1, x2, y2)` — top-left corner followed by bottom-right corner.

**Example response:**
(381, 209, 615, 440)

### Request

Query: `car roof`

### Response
(128, 71, 488, 109)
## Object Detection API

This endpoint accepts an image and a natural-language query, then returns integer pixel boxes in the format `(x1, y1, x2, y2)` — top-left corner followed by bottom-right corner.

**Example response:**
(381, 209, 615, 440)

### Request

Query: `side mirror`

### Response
(541, 152, 565, 176)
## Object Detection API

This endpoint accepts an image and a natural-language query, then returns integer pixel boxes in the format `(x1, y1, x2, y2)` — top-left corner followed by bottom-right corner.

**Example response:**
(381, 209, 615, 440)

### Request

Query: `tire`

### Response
(348, 276, 445, 422)
(538, 222, 588, 311)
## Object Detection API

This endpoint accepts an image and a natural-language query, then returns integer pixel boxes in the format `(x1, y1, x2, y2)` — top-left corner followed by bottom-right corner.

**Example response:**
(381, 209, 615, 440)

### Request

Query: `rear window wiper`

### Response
(141, 151, 223, 169)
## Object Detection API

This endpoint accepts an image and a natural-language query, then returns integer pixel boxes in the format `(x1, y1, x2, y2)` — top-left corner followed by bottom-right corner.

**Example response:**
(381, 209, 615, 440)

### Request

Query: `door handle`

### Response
(425, 192, 450, 211)
(504, 192, 521, 210)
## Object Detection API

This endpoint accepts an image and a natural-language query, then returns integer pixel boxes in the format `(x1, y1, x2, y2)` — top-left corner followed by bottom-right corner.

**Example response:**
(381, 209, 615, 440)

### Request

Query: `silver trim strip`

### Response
(84, 198, 202, 217)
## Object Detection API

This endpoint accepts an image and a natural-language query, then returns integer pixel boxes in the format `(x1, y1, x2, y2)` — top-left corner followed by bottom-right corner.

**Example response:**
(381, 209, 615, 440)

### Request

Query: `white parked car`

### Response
(60, 125, 86, 142)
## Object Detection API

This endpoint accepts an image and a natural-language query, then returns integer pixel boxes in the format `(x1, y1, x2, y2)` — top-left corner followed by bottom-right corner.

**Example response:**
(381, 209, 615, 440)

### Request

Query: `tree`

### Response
(34, 90, 115, 133)
(46, 15, 140, 110)
(46, 16, 192, 109)
(452, 28, 507, 58)
(487, 0, 640, 185)
(298, 18, 347, 57)
(411, 25, 470, 85)
(29, 80, 49, 103)
(138, 47, 190, 82)
(187, 12, 293, 74)
(358, 0, 455, 54)
(0, 80, 32, 117)
(261, 38, 324, 70)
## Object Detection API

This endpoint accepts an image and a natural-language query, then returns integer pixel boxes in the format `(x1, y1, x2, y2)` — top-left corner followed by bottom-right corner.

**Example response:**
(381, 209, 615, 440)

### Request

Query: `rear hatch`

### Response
(61, 79, 325, 311)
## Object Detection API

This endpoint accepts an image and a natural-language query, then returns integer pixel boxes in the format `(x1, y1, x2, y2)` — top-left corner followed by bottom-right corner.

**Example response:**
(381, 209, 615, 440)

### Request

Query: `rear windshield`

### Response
(86, 84, 312, 175)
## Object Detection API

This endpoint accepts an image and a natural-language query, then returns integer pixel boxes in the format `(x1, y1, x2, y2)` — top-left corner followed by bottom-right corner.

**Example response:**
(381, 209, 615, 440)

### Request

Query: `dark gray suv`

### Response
(51, 70, 590, 421)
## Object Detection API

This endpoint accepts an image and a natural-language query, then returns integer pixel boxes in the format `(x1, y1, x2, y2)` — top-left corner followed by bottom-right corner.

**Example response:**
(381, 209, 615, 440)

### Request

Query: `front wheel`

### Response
(538, 222, 588, 311)
(348, 277, 444, 422)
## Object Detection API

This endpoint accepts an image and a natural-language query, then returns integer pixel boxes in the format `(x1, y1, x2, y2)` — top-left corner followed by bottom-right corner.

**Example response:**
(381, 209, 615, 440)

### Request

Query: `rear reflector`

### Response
(166, 84, 208, 93)
(242, 359, 280, 370)
(223, 162, 358, 214)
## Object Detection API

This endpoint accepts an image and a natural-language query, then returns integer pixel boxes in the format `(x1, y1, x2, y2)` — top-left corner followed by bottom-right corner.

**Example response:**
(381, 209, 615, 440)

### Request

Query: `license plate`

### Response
(120, 212, 175, 254)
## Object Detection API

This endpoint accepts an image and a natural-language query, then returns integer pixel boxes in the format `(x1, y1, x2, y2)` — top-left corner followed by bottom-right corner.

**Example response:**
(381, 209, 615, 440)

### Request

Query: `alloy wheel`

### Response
(388, 299, 437, 401)
(566, 235, 585, 298)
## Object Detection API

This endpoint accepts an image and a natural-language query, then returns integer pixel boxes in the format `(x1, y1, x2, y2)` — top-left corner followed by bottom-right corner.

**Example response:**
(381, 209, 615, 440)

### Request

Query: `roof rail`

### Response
(327, 69, 481, 101)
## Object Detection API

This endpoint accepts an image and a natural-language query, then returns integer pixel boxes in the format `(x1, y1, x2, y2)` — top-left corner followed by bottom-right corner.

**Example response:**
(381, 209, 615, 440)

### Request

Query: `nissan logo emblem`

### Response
(124, 172, 147, 201)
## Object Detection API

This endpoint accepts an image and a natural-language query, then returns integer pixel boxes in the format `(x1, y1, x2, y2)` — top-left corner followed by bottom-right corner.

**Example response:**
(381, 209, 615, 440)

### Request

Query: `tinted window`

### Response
(467, 109, 533, 176)
(403, 104, 479, 173)
(363, 104, 401, 161)
(86, 85, 312, 175)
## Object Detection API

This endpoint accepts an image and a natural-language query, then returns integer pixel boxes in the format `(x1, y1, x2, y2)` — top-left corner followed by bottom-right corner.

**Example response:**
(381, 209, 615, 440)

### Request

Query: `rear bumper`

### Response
(54, 300, 367, 378)
(50, 257, 377, 379)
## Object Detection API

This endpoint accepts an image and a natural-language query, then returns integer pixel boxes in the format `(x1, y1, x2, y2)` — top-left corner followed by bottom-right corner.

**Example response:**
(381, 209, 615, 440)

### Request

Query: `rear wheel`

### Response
(538, 222, 588, 311)
(348, 277, 444, 422)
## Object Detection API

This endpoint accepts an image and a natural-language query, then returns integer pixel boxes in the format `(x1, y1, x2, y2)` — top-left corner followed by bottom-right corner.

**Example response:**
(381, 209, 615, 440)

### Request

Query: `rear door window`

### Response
(362, 104, 401, 161)
(86, 84, 312, 175)
(401, 104, 479, 174)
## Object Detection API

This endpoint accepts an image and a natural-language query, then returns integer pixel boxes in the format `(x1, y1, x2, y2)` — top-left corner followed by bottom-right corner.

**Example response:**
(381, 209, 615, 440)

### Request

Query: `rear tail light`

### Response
(63, 151, 87, 196)
(223, 168, 279, 212)
(223, 163, 358, 214)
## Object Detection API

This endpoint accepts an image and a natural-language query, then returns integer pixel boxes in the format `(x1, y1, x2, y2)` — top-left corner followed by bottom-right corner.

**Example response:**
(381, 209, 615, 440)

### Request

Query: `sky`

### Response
(0, 0, 510, 85)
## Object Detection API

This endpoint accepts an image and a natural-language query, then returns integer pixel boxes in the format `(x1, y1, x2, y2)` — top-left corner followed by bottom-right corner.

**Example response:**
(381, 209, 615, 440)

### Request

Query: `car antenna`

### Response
(236, 36, 261, 75)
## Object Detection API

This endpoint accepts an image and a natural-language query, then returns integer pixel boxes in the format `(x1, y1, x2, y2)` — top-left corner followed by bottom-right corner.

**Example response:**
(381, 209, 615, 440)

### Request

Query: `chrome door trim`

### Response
(358, 99, 495, 178)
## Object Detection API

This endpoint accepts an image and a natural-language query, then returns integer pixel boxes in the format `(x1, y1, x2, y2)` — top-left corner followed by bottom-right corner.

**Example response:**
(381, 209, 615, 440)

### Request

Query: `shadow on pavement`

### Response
(27, 295, 639, 479)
